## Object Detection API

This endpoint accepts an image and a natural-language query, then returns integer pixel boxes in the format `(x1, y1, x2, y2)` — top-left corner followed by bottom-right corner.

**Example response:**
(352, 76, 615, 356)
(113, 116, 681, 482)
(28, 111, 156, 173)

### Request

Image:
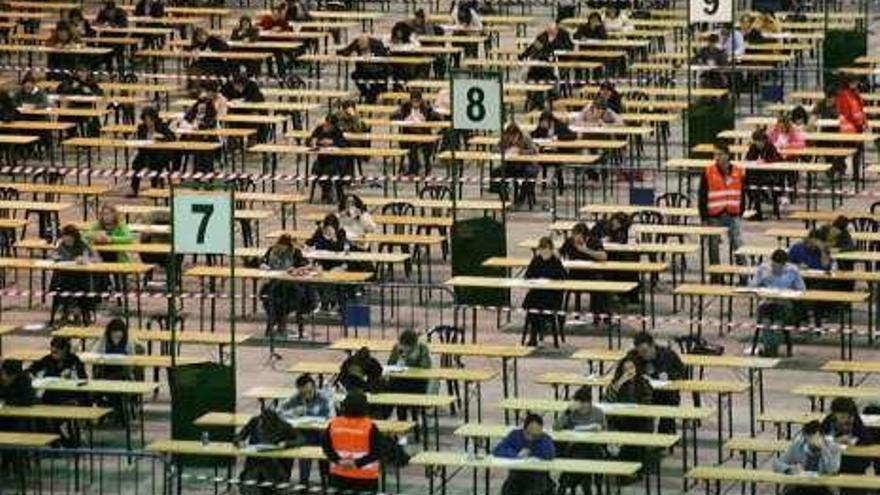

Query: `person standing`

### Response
(698, 143, 745, 268)
(322, 391, 383, 494)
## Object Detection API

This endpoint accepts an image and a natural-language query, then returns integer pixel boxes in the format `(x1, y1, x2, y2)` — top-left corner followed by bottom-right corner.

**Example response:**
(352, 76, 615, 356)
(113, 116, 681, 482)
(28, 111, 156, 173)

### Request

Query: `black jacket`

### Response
(522, 255, 567, 310)
(135, 0, 165, 18)
(573, 23, 607, 40)
(519, 29, 574, 61)
(222, 80, 265, 102)
(530, 119, 576, 141)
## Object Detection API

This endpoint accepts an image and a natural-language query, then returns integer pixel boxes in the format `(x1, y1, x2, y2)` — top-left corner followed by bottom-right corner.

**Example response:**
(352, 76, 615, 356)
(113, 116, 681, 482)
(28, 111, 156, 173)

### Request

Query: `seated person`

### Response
(310, 114, 349, 204)
(95, 1, 128, 27)
(390, 91, 441, 175)
(129, 106, 176, 196)
(574, 102, 624, 127)
(599, 212, 640, 304)
(790, 228, 854, 325)
(449, 0, 482, 57)
(91, 317, 143, 380)
(748, 249, 806, 357)
(322, 391, 383, 494)
(231, 15, 259, 41)
(47, 22, 83, 78)
(14, 71, 49, 110)
(744, 128, 784, 220)
(189, 28, 230, 78)
(235, 408, 304, 495)
(27, 337, 87, 405)
(604, 358, 653, 462)
(693, 33, 728, 89)
(554, 386, 606, 495)
(134, 0, 164, 17)
(774, 420, 840, 494)
(0, 360, 35, 408)
(86, 204, 134, 262)
(335, 347, 384, 395)
(174, 96, 219, 173)
(522, 236, 567, 347)
(491, 122, 539, 205)
(259, 3, 295, 75)
(279, 374, 332, 486)
(823, 397, 872, 478)
(530, 110, 577, 189)
(573, 12, 607, 40)
(57, 67, 103, 136)
(768, 113, 807, 154)
(626, 332, 685, 433)
(337, 194, 377, 238)
(720, 23, 745, 58)
(493, 414, 556, 495)
(0, 360, 35, 438)
(51, 224, 101, 325)
(559, 222, 608, 324)
(260, 233, 313, 337)
(337, 35, 389, 104)
(67, 9, 95, 39)
(595, 81, 623, 114)
(386, 330, 432, 421)
(519, 22, 573, 109)
(222, 74, 264, 102)
(602, 7, 631, 32)
(91, 318, 144, 422)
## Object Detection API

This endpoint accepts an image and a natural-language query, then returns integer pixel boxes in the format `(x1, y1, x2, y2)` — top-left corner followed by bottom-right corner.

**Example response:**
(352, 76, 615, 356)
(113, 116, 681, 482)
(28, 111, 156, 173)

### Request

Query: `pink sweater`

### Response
(767, 125, 806, 151)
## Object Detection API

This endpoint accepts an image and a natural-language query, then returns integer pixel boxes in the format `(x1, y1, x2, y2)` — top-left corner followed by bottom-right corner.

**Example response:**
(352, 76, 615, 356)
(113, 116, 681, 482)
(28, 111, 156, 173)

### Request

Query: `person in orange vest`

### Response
(322, 391, 382, 493)
(698, 142, 746, 267)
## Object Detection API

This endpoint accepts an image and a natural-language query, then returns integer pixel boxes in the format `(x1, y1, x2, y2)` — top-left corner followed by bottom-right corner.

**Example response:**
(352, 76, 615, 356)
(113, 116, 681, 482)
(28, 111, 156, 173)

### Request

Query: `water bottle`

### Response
(201, 431, 210, 446)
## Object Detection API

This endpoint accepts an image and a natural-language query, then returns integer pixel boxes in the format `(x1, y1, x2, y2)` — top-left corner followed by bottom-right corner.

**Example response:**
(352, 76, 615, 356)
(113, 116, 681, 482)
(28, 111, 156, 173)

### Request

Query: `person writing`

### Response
(774, 421, 841, 485)
(335, 347, 384, 395)
(554, 386, 606, 495)
(559, 222, 608, 325)
(748, 249, 806, 357)
(625, 332, 685, 433)
(822, 397, 873, 483)
(522, 237, 567, 347)
(51, 224, 100, 325)
(260, 234, 313, 337)
(322, 391, 383, 494)
(279, 374, 332, 486)
(386, 330, 432, 421)
(493, 414, 556, 495)
(744, 128, 784, 220)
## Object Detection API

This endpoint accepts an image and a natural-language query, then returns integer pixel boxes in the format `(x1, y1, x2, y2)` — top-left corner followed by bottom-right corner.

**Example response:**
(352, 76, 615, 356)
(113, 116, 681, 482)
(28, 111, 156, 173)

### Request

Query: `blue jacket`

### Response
(493, 428, 556, 460)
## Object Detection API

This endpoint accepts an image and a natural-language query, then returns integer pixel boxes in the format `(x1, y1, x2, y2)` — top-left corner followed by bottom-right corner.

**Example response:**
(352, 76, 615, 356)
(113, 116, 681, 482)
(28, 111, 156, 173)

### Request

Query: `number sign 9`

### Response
(172, 193, 232, 255)
(689, 0, 731, 23)
(452, 76, 502, 131)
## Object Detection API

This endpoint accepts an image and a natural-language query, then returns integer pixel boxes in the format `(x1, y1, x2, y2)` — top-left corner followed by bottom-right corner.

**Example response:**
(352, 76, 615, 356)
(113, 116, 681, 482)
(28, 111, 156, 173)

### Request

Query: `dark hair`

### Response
(324, 113, 339, 127)
(832, 216, 849, 231)
(714, 141, 730, 154)
(770, 249, 788, 264)
(322, 213, 339, 230)
(275, 233, 293, 248)
(50, 336, 71, 353)
(830, 397, 858, 416)
(802, 420, 822, 436)
(1, 360, 22, 375)
(68, 8, 85, 21)
(571, 222, 591, 239)
(296, 373, 315, 388)
(106, 317, 127, 335)
(706, 33, 720, 43)
(340, 194, 366, 213)
(523, 413, 543, 428)
(339, 99, 357, 111)
(20, 71, 36, 85)
(537, 236, 554, 250)
(573, 385, 592, 403)
(790, 105, 808, 125)
(399, 329, 418, 347)
(140, 105, 159, 122)
(751, 128, 768, 142)
(60, 223, 80, 239)
(341, 390, 369, 417)
(633, 331, 654, 347)
(588, 12, 602, 22)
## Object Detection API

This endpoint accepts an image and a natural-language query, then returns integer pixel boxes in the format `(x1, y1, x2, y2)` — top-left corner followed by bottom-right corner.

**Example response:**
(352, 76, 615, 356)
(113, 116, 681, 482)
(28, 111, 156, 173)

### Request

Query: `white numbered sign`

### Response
(452, 75, 502, 131)
(172, 192, 232, 255)
(689, 0, 732, 23)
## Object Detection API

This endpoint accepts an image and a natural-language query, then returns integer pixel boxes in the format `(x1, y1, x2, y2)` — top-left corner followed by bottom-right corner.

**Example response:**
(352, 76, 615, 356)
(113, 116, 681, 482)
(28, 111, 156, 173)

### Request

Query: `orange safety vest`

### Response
(328, 416, 379, 480)
(704, 163, 744, 216)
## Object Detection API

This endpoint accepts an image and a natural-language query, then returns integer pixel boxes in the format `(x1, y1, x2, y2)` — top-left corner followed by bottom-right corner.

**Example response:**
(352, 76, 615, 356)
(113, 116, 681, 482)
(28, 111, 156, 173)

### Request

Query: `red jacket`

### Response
(259, 15, 290, 31)
(835, 87, 866, 133)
